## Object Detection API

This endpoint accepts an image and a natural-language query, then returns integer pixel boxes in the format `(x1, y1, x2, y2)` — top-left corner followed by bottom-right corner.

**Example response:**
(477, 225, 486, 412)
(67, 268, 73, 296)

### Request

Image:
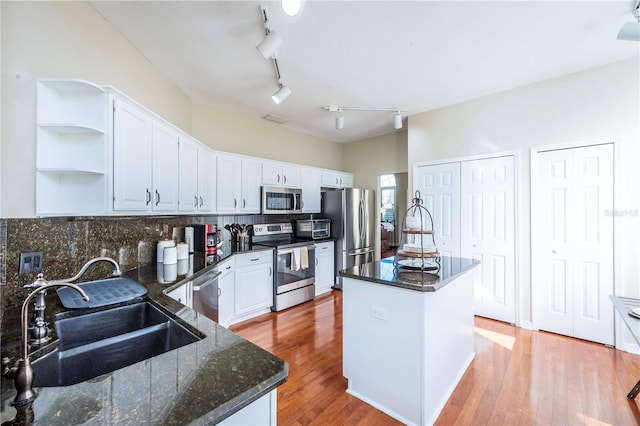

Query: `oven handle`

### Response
(278, 245, 316, 255)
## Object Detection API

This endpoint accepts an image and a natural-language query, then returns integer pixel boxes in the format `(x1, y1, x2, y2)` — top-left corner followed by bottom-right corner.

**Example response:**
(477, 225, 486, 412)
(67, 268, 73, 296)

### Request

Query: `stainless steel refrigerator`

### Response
(322, 188, 376, 289)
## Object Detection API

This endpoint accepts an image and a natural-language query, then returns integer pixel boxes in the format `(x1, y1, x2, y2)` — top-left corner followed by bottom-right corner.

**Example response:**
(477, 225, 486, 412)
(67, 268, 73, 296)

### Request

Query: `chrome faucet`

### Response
(12, 282, 89, 406)
(22, 257, 122, 345)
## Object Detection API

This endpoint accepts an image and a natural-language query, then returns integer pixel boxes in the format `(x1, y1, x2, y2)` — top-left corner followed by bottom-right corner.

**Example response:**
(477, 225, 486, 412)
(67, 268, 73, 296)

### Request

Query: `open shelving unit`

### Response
(36, 79, 109, 216)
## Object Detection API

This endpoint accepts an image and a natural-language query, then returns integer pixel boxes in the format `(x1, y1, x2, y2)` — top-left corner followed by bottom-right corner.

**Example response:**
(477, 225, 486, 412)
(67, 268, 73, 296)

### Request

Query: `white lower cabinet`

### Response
(315, 241, 334, 296)
(233, 250, 274, 322)
(216, 258, 235, 328)
(219, 390, 277, 426)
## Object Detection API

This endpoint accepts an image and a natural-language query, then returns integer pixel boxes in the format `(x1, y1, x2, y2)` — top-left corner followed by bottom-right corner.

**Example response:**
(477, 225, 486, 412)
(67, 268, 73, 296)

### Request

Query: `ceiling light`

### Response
(393, 111, 403, 130)
(272, 84, 291, 104)
(323, 106, 406, 131)
(282, 0, 301, 17)
(335, 109, 344, 130)
(256, 30, 283, 60)
(617, 6, 640, 41)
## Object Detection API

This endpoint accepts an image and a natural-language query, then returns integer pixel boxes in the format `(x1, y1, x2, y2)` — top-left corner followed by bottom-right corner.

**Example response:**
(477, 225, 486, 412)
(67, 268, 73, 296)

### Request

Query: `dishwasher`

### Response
(166, 269, 221, 322)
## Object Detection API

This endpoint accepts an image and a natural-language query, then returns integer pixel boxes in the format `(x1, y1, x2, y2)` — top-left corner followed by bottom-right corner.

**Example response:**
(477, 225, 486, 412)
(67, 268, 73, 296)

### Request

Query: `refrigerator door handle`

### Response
(348, 247, 374, 256)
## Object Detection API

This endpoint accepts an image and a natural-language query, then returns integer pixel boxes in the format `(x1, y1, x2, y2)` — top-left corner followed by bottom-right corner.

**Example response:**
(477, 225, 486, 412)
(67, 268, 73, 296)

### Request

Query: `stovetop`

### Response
(252, 238, 316, 249)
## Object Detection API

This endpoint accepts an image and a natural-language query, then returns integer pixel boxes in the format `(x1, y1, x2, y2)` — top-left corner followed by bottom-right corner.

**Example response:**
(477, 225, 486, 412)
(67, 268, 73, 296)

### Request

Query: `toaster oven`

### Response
(296, 219, 331, 240)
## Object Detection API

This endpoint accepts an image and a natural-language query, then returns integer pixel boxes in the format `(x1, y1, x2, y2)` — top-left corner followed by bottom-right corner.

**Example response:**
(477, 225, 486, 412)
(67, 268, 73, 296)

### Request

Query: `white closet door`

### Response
(461, 157, 515, 323)
(414, 163, 461, 273)
(535, 144, 614, 345)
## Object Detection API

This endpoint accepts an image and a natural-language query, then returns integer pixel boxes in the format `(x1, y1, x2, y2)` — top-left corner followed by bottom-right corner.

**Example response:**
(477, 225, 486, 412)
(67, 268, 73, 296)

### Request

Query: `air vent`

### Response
(262, 114, 287, 124)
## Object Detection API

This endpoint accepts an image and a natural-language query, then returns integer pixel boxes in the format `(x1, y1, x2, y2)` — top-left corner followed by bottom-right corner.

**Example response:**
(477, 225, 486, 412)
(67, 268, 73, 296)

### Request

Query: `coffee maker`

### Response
(193, 224, 219, 254)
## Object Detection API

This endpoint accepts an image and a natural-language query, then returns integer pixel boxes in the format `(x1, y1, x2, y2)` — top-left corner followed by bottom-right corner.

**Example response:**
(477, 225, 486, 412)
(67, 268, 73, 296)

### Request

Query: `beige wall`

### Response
(0, 1, 343, 218)
(190, 101, 342, 169)
(408, 58, 640, 330)
(342, 130, 408, 191)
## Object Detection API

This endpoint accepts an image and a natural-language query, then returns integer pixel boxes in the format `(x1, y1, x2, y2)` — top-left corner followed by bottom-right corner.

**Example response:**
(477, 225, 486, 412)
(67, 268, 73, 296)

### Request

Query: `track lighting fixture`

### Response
(257, 5, 292, 104)
(324, 106, 406, 131)
(618, 3, 640, 41)
(272, 83, 291, 105)
(335, 109, 344, 130)
(256, 30, 283, 60)
(393, 111, 403, 130)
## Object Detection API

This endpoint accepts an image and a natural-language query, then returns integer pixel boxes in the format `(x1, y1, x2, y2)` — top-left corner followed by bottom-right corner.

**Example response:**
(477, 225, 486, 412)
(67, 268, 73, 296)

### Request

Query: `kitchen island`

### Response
(340, 256, 479, 425)
(0, 249, 287, 425)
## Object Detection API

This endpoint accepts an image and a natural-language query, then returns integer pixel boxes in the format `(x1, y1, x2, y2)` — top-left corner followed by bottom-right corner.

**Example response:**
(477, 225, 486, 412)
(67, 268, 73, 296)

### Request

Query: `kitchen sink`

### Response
(31, 300, 204, 387)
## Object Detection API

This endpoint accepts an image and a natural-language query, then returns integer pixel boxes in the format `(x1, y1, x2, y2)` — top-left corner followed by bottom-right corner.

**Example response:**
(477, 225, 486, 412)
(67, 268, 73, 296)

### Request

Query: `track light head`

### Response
(617, 8, 640, 41)
(257, 30, 283, 59)
(282, 0, 302, 16)
(393, 111, 403, 130)
(335, 109, 344, 130)
(272, 84, 291, 104)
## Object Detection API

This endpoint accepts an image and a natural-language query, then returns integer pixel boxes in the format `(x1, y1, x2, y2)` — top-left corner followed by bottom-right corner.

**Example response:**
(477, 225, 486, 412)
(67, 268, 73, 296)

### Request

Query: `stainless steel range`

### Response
(252, 223, 316, 311)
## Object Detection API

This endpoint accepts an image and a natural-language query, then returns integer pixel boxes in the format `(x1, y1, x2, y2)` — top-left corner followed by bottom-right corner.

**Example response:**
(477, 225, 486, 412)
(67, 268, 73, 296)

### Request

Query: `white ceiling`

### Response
(90, 1, 640, 143)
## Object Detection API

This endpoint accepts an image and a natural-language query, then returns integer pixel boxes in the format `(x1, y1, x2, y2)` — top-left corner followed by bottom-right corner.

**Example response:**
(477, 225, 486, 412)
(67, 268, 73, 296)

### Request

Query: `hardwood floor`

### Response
(231, 290, 640, 425)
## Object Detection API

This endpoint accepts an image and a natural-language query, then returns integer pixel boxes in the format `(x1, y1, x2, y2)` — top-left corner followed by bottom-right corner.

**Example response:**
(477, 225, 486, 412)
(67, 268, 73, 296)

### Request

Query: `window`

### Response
(380, 174, 396, 224)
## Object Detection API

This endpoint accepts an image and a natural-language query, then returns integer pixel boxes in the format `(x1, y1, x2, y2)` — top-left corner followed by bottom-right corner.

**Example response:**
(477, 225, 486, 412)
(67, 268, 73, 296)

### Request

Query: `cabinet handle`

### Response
(234, 198, 237, 208)
(155, 190, 160, 206)
(218, 288, 221, 297)
(194, 195, 198, 207)
(243, 199, 246, 208)
(340, 178, 343, 185)
(277, 174, 280, 183)
(250, 258, 259, 262)
(199, 196, 203, 207)
(316, 258, 318, 266)
(146, 189, 151, 205)
(226, 265, 231, 270)
(336, 178, 339, 185)
(284, 175, 287, 184)
(269, 267, 272, 277)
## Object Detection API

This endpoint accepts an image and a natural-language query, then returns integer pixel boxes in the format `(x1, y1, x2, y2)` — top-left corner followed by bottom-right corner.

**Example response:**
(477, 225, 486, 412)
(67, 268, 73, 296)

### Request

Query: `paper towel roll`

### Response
(176, 243, 189, 260)
(157, 240, 175, 263)
(163, 246, 178, 265)
(184, 227, 194, 253)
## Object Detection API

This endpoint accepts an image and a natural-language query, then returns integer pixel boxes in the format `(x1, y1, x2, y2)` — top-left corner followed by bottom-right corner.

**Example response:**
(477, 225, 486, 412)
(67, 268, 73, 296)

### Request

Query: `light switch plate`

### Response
(19, 251, 43, 275)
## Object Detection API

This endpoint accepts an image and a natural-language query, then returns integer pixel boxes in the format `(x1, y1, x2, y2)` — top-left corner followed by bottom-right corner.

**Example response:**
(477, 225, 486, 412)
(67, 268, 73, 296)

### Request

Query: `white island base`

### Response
(343, 269, 475, 425)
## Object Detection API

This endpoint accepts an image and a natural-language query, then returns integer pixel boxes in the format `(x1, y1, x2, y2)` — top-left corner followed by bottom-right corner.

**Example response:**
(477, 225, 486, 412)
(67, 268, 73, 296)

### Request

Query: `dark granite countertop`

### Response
(1, 244, 287, 425)
(339, 256, 480, 292)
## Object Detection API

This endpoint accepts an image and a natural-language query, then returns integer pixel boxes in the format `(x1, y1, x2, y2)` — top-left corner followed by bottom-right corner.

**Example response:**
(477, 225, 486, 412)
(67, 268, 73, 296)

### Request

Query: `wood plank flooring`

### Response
(231, 290, 640, 425)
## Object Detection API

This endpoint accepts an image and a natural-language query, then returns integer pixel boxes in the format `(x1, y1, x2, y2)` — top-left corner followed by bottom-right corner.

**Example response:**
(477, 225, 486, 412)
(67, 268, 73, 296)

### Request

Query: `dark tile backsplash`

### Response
(0, 213, 304, 334)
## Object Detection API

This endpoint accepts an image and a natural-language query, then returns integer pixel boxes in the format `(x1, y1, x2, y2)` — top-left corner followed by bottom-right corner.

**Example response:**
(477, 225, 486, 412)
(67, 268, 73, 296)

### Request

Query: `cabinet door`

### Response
(262, 161, 282, 186)
(321, 170, 339, 188)
(235, 262, 273, 316)
(152, 122, 179, 212)
(178, 136, 199, 213)
(315, 242, 334, 295)
(218, 265, 235, 328)
(241, 158, 262, 213)
(113, 98, 152, 211)
(300, 168, 321, 213)
(216, 154, 242, 212)
(338, 172, 353, 188)
(197, 147, 215, 212)
(282, 165, 301, 187)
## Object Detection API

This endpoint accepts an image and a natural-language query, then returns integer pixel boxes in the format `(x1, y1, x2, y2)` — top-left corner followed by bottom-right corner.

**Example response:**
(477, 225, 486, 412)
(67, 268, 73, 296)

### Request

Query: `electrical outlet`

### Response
(19, 251, 43, 275)
(370, 306, 386, 321)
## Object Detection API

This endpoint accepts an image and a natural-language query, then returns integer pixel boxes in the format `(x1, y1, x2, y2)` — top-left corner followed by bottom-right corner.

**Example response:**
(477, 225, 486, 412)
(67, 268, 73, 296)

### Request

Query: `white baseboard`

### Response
(519, 320, 534, 330)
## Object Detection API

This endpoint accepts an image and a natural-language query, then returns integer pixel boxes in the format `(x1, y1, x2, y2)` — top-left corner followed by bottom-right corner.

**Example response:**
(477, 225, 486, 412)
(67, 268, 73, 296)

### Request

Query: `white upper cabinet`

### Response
(262, 161, 301, 188)
(216, 154, 261, 213)
(321, 170, 353, 188)
(197, 146, 215, 213)
(151, 122, 179, 212)
(178, 135, 199, 213)
(113, 97, 153, 212)
(300, 167, 321, 213)
(36, 79, 109, 216)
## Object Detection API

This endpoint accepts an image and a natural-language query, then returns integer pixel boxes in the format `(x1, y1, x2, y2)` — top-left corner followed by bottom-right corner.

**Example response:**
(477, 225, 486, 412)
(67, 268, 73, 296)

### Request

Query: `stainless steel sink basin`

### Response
(32, 300, 204, 387)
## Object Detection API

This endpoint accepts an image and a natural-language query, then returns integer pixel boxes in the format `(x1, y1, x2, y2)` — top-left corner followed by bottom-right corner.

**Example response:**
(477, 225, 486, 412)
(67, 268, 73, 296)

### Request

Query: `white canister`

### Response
(177, 258, 189, 276)
(157, 240, 175, 263)
(176, 243, 189, 260)
(163, 263, 178, 282)
(163, 246, 178, 265)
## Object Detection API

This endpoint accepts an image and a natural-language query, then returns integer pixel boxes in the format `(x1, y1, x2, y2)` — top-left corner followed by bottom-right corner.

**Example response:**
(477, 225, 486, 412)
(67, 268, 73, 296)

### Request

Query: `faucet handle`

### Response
(23, 273, 47, 290)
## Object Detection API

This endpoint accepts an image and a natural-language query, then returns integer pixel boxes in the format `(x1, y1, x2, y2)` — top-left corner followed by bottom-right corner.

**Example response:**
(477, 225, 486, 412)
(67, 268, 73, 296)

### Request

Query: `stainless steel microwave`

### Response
(261, 186, 302, 214)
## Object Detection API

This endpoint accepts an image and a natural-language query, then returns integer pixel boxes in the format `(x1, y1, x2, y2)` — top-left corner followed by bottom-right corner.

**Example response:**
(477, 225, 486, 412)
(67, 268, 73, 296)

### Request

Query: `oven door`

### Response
(276, 245, 315, 294)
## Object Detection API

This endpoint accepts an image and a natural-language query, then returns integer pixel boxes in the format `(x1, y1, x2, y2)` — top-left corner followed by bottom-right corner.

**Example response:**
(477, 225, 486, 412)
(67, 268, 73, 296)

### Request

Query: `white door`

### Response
(178, 137, 199, 213)
(216, 154, 241, 212)
(535, 144, 614, 345)
(240, 158, 262, 213)
(461, 157, 516, 323)
(151, 122, 179, 212)
(197, 147, 215, 212)
(414, 163, 461, 272)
